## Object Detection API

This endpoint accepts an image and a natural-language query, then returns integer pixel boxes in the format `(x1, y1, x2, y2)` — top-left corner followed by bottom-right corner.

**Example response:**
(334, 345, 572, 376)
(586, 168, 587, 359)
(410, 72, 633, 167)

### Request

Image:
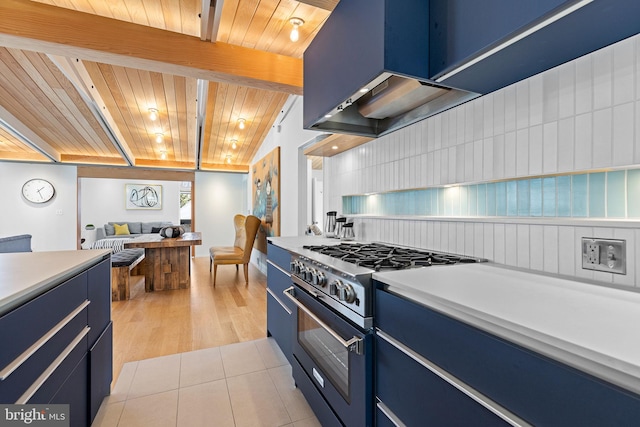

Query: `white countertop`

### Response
(0, 249, 111, 316)
(373, 263, 640, 395)
(268, 235, 348, 252)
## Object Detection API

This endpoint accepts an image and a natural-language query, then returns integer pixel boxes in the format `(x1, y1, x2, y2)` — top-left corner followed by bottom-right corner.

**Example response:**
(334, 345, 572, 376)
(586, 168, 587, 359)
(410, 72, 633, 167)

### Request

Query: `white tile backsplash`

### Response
(593, 108, 613, 168)
(529, 125, 543, 175)
(325, 34, 640, 287)
(530, 225, 544, 271)
(613, 103, 635, 167)
(543, 122, 558, 174)
(613, 37, 636, 106)
(543, 226, 559, 274)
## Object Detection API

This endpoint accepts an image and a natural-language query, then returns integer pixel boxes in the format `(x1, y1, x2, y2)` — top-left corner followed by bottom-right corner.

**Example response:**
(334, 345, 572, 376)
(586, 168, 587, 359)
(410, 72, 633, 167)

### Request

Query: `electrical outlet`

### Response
(582, 238, 626, 275)
(586, 243, 600, 264)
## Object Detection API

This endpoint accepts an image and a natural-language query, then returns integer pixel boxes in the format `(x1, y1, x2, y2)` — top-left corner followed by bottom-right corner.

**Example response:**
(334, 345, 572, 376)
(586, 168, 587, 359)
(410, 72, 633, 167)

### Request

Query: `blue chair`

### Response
(0, 234, 33, 253)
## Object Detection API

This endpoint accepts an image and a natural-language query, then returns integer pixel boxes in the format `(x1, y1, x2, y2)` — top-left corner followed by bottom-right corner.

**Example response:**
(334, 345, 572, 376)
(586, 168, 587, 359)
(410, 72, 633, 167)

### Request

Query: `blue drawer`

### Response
(0, 273, 88, 403)
(267, 242, 291, 271)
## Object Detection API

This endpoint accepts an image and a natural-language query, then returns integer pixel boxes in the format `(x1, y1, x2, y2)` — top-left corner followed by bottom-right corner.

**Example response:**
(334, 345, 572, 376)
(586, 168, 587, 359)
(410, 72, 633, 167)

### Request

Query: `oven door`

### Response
(284, 283, 373, 427)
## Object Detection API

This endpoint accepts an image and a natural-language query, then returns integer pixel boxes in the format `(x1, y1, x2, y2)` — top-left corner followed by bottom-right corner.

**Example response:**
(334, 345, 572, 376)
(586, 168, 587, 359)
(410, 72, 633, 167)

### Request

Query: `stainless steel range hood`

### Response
(303, 0, 479, 138)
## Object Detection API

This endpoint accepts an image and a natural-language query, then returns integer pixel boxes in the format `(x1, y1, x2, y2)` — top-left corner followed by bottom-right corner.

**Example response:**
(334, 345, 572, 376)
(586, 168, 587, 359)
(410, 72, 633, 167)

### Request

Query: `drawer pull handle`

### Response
(376, 400, 406, 427)
(376, 329, 531, 427)
(0, 300, 90, 381)
(283, 286, 363, 355)
(16, 326, 90, 404)
(267, 260, 291, 277)
(267, 288, 292, 315)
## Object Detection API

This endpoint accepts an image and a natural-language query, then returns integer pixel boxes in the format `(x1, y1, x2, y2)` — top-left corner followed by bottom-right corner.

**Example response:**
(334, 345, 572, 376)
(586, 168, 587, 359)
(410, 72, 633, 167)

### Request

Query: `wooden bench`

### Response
(111, 248, 145, 301)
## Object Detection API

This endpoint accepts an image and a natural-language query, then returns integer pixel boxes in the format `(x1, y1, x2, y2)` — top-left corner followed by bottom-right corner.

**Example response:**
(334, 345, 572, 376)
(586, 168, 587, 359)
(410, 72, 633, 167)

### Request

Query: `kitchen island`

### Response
(0, 249, 113, 427)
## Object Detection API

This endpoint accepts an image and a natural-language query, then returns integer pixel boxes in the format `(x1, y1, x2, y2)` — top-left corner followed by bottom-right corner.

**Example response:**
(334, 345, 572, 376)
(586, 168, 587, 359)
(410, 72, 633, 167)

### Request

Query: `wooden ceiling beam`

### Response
(60, 154, 128, 166)
(47, 55, 136, 165)
(0, 104, 61, 162)
(0, 0, 303, 95)
(200, 162, 249, 173)
(0, 151, 50, 162)
(78, 165, 195, 181)
(297, 0, 339, 11)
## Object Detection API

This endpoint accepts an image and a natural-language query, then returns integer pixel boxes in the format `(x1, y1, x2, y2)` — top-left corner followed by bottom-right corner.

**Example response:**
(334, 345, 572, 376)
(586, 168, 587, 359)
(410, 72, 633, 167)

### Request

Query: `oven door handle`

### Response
(283, 286, 364, 355)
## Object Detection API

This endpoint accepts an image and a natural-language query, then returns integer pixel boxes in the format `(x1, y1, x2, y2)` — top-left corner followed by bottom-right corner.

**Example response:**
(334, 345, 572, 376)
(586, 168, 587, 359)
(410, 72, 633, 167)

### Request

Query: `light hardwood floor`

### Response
(110, 256, 268, 383)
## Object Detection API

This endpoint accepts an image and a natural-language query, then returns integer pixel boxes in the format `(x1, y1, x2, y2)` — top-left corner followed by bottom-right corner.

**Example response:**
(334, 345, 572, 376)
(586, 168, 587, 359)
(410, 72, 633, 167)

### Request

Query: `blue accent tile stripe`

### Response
(572, 174, 588, 217)
(542, 177, 556, 217)
(607, 170, 625, 218)
(588, 173, 606, 218)
(342, 168, 640, 220)
(557, 176, 571, 217)
(530, 178, 542, 217)
(628, 170, 640, 217)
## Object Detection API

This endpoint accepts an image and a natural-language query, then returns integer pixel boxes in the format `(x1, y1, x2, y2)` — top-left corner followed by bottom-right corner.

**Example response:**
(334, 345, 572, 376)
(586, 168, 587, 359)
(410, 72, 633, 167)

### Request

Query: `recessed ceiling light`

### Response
(225, 154, 232, 164)
(238, 118, 246, 129)
(231, 139, 238, 149)
(332, 145, 338, 150)
(148, 108, 158, 121)
(155, 133, 164, 143)
(160, 150, 167, 160)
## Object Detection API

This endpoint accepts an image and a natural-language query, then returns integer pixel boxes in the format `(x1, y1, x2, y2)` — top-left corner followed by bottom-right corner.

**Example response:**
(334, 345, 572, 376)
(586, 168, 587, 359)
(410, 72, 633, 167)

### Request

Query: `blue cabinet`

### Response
(50, 355, 88, 427)
(266, 242, 295, 364)
(430, 0, 640, 95)
(375, 285, 640, 426)
(0, 255, 111, 426)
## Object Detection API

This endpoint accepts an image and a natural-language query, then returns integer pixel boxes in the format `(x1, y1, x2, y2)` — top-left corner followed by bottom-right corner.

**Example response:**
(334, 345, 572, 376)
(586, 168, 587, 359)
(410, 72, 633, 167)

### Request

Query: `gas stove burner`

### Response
(303, 242, 484, 271)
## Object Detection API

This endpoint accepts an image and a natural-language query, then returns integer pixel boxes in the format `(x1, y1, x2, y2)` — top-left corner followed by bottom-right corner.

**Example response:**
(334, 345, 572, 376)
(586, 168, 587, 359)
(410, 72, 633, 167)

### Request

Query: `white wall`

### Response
(250, 96, 324, 237)
(194, 171, 248, 258)
(79, 178, 182, 244)
(0, 162, 77, 251)
(324, 33, 640, 288)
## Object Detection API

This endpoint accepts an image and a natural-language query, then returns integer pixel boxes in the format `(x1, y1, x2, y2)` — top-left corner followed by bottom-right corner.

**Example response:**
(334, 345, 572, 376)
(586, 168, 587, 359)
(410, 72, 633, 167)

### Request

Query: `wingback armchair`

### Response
(209, 214, 261, 286)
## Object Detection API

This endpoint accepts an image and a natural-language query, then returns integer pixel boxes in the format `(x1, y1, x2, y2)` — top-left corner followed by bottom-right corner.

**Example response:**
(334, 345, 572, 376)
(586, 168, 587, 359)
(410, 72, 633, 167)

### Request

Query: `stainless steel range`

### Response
(283, 242, 486, 427)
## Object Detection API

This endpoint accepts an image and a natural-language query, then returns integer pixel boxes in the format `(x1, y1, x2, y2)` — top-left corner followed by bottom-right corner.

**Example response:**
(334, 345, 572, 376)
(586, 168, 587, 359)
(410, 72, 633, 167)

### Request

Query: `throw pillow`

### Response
(151, 227, 163, 233)
(114, 223, 130, 235)
(104, 223, 115, 236)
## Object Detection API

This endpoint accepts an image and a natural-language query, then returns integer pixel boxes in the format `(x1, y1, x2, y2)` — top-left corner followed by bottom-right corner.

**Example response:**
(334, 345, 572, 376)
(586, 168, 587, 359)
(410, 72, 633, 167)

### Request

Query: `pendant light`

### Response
(289, 18, 304, 42)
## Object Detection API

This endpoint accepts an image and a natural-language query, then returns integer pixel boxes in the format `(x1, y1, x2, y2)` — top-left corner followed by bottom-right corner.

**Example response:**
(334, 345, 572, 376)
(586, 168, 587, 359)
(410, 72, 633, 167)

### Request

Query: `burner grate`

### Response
(303, 243, 481, 271)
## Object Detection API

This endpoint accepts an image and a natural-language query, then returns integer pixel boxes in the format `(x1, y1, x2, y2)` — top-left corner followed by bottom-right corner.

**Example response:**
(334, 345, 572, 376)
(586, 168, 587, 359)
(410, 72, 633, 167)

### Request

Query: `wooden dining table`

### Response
(124, 232, 202, 292)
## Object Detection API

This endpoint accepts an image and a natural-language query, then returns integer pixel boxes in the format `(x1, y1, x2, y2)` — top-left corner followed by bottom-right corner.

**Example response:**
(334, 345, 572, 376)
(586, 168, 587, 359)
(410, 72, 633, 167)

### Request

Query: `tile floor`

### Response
(92, 338, 321, 427)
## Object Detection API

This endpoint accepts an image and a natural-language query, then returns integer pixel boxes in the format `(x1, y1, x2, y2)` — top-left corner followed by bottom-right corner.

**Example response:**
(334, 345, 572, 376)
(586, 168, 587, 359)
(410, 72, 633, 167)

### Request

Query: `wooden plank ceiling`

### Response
(0, 0, 342, 172)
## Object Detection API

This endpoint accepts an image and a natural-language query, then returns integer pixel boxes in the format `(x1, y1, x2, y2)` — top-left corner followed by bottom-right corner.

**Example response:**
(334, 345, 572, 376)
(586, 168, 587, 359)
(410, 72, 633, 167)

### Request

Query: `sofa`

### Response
(95, 221, 173, 240)
(0, 234, 32, 253)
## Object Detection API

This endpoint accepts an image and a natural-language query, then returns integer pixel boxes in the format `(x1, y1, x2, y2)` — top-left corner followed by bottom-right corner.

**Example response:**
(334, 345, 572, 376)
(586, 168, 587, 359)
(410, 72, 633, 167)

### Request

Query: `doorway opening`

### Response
(180, 181, 192, 232)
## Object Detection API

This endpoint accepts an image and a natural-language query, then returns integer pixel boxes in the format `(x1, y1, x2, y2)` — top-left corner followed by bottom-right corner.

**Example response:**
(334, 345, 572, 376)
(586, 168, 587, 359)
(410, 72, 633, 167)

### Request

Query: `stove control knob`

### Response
(295, 262, 303, 275)
(310, 269, 319, 284)
(313, 271, 326, 286)
(304, 267, 313, 281)
(329, 280, 340, 296)
(290, 261, 298, 274)
(337, 282, 357, 304)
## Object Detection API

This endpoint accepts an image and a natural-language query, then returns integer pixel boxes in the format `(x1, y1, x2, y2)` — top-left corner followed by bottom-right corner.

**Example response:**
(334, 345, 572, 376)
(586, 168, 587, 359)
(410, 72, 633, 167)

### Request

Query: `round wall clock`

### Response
(22, 178, 55, 203)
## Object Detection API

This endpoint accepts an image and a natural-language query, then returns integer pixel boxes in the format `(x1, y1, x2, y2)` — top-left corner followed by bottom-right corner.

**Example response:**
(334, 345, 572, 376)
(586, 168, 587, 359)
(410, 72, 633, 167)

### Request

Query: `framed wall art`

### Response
(125, 184, 162, 209)
(252, 147, 280, 253)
